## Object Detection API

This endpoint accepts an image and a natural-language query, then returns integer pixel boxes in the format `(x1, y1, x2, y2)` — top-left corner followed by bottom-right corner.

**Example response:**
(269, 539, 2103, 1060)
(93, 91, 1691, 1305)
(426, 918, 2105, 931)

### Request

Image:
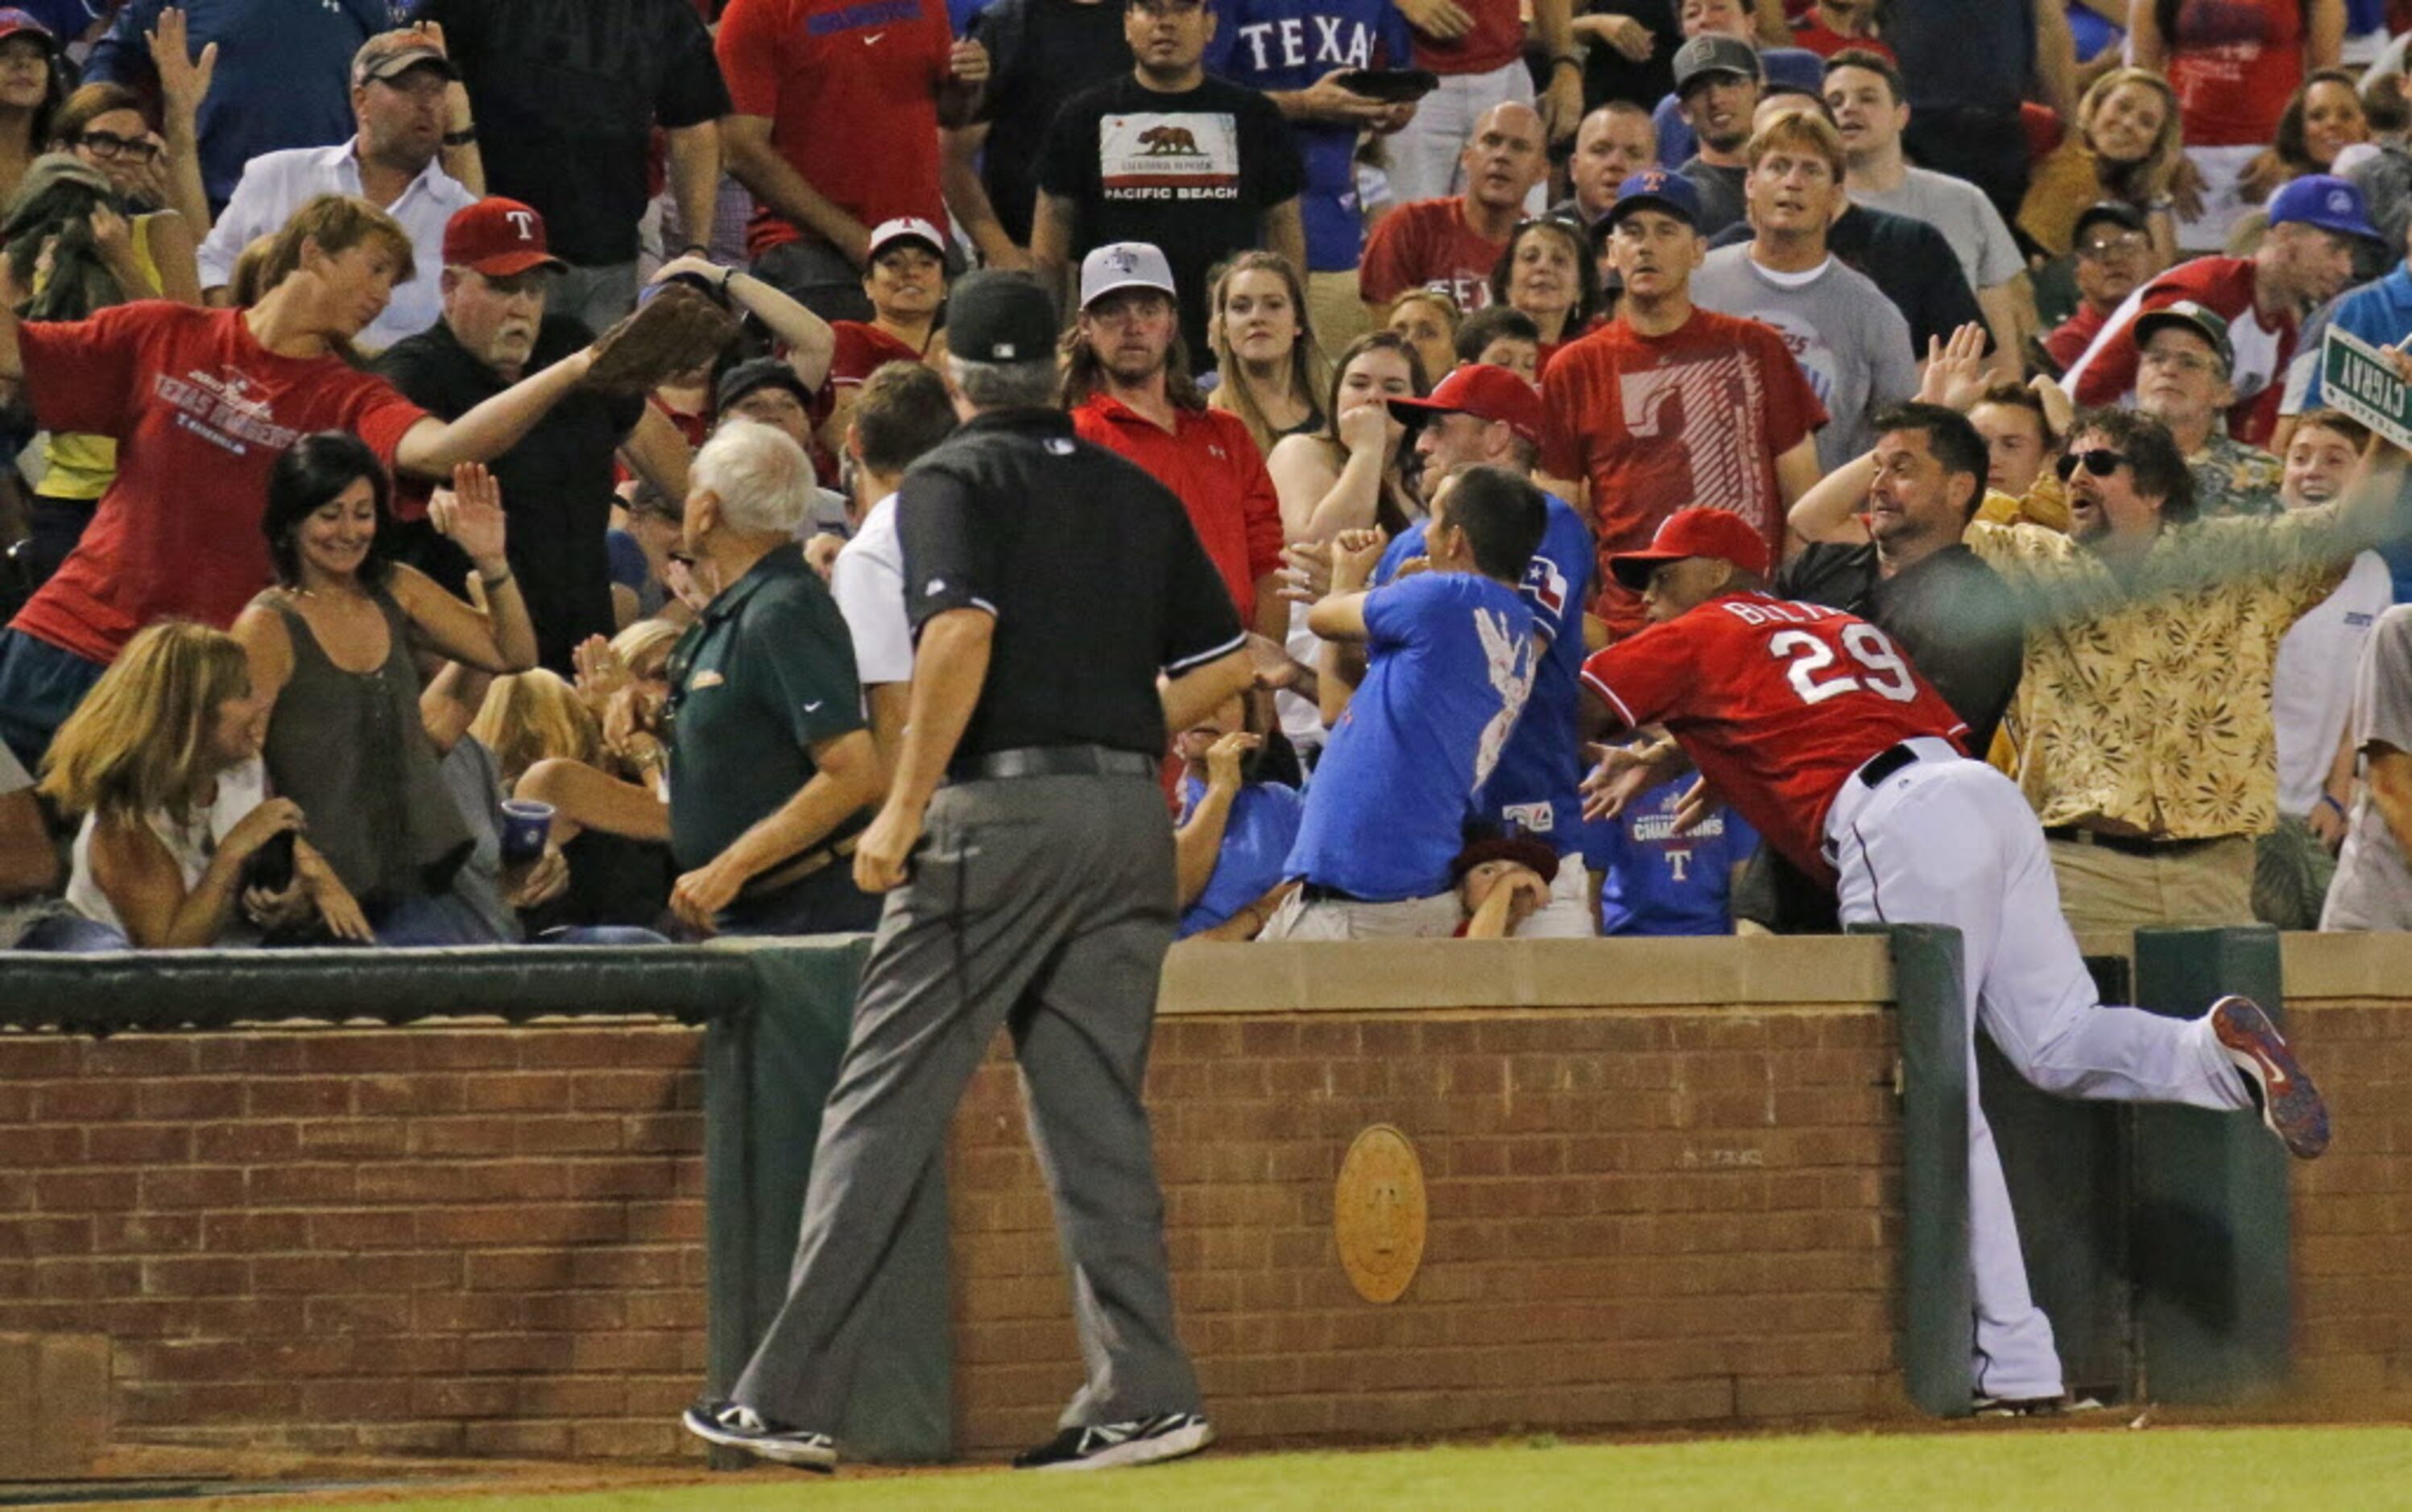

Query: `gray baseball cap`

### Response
(1672, 34, 1760, 94)
(1079, 242, 1177, 309)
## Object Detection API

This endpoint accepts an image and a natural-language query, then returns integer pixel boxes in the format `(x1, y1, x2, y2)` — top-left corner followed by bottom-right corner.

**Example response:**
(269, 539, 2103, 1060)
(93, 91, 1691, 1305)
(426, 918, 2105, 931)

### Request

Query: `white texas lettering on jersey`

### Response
(1620, 352, 1773, 535)
(1472, 605, 1536, 791)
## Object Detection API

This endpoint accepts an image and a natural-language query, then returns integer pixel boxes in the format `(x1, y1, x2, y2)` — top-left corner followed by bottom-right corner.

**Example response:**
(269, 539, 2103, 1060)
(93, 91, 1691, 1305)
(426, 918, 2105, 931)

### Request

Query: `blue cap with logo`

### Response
(1599, 169, 1703, 234)
(2267, 173, 2383, 245)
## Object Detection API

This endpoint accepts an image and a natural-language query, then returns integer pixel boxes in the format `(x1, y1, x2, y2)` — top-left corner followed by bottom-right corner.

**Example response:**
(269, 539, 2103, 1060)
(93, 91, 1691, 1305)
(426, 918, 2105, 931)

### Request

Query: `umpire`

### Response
(683, 271, 1254, 1473)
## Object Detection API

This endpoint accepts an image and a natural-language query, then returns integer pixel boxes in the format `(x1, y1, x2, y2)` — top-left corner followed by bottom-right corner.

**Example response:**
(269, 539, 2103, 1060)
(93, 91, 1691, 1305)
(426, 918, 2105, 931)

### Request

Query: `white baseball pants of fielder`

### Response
(1822, 737, 2253, 1402)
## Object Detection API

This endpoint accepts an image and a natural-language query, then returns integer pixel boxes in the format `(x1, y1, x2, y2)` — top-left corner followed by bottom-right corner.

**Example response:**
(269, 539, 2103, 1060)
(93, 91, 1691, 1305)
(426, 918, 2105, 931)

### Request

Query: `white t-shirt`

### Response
(66, 757, 268, 937)
(2273, 551, 2394, 813)
(830, 492, 915, 688)
(1854, 166, 2025, 294)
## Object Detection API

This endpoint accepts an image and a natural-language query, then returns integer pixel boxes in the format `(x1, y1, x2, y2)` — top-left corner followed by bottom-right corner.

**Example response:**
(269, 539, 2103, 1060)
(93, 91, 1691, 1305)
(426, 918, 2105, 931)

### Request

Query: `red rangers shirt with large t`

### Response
(1541, 308, 1824, 632)
(1581, 591, 1967, 886)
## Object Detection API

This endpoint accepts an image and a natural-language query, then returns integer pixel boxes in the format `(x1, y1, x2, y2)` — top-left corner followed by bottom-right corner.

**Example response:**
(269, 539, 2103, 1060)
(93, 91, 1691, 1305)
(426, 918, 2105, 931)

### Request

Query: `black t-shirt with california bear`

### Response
(1037, 72, 1303, 358)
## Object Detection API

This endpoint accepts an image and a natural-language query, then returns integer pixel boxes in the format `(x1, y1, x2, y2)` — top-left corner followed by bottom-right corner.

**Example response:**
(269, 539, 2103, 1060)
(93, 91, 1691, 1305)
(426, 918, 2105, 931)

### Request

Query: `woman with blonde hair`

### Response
(470, 668, 602, 790)
(2018, 68, 2187, 263)
(1207, 252, 1330, 457)
(39, 620, 368, 947)
(1384, 288, 1459, 393)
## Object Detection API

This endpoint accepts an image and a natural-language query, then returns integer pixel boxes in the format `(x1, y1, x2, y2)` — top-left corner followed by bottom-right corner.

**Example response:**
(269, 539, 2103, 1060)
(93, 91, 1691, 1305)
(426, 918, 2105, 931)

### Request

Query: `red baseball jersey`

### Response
(1580, 592, 1968, 882)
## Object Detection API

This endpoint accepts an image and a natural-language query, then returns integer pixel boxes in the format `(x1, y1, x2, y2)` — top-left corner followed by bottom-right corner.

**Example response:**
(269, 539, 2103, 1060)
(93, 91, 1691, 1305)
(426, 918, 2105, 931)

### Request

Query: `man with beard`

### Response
(378, 199, 695, 671)
(1359, 101, 1549, 321)
(1669, 34, 1761, 237)
(1065, 242, 1287, 642)
(1791, 401, 2412, 931)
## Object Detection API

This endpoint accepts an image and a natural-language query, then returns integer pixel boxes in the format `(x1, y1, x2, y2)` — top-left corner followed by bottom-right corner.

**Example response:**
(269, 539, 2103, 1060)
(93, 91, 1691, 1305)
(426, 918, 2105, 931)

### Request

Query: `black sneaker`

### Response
(681, 1399, 838, 1469)
(1012, 1412, 1214, 1470)
(1974, 1392, 2106, 1418)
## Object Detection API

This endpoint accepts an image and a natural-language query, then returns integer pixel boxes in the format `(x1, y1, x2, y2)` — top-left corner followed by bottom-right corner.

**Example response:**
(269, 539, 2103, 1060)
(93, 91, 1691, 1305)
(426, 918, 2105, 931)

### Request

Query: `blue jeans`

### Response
(15, 912, 128, 951)
(714, 859, 882, 937)
(0, 628, 106, 771)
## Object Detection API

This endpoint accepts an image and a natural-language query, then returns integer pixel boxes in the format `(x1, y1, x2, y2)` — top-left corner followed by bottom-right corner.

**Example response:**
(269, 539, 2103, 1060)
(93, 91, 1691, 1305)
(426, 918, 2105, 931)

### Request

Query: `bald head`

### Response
(1461, 101, 1549, 211)
(1572, 101, 1657, 222)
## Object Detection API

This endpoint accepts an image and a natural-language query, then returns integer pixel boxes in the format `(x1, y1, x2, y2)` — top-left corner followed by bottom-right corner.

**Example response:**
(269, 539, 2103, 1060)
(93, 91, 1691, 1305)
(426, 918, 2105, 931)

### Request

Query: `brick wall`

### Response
(950, 1006, 1908, 1455)
(4, 949, 2409, 1468)
(2289, 1000, 2412, 1401)
(0, 1022, 709, 1461)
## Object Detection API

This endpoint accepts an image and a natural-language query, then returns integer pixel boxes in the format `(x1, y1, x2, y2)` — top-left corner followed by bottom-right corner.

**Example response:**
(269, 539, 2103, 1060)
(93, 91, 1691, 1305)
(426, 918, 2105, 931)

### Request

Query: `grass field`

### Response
(340, 1427, 2412, 1512)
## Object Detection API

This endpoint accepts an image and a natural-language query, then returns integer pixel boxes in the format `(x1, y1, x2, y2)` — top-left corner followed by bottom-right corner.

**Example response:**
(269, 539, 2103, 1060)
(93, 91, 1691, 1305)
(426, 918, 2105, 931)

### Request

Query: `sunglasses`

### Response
(2054, 448, 2129, 482)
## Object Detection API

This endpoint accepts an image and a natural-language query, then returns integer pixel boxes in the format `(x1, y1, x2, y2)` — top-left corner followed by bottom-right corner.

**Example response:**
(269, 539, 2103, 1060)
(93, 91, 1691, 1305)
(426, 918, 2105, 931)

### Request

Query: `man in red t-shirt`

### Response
(1581, 504, 2331, 1414)
(0, 197, 691, 767)
(2062, 174, 2378, 446)
(1066, 242, 1286, 642)
(1383, 0, 1578, 203)
(717, 0, 989, 323)
(1359, 101, 1549, 323)
(2038, 202, 2156, 377)
(1538, 168, 1825, 634)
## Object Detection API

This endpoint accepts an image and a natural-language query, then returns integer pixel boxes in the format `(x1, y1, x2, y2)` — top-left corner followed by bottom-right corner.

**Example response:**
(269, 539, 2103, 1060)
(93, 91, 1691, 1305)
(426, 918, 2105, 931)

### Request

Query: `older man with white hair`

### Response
(661, 418, 885, 937)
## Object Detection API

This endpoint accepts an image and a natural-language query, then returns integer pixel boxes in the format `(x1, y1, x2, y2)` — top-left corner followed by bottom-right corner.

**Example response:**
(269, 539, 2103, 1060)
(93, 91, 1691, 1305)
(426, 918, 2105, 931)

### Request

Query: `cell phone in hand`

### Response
(243, 828, 296, 894)
(1333, 68, 1441, 103)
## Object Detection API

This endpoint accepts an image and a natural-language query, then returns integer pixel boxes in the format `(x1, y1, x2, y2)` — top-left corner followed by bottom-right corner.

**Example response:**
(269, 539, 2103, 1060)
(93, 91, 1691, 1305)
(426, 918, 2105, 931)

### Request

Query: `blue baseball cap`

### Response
(2268, 174, 2383, 245)
(1599, 168, 1702, 234)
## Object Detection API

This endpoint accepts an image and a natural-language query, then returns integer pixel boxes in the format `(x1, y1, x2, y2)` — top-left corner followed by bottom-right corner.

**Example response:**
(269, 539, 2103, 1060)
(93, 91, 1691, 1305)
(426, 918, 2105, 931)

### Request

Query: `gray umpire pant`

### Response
(732, 771, 1203, 1435)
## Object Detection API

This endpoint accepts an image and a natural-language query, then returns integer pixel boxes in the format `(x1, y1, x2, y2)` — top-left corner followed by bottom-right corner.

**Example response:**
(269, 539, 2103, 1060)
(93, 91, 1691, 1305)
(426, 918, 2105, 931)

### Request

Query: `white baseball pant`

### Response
(1822, 737, 2253, 1402)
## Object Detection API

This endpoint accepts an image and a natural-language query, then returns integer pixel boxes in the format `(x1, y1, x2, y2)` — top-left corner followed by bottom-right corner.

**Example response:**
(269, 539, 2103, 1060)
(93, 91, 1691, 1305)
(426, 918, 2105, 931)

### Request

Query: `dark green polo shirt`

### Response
(665, 547, 866, 872)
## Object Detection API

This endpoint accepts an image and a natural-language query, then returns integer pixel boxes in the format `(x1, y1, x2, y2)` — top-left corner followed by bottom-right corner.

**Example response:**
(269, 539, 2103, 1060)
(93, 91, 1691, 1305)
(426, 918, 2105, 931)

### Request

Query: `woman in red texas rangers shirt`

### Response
(1578, 504, 2332, 1416)
(0, 194, 657, 767)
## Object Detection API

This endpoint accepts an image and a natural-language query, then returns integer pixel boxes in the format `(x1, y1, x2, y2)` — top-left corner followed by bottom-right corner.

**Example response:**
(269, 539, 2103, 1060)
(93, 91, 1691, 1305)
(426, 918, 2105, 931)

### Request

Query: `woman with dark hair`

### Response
(0, 11, 65, 209)
(230, 433, 538, 938)
(1487, 216, 1598, 374)
(2244, 68, 2371, 201)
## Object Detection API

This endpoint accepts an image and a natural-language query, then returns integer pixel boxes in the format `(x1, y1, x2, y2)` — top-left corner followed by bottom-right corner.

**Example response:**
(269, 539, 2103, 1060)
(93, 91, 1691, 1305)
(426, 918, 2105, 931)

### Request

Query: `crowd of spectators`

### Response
(5, 0, 2412, 952)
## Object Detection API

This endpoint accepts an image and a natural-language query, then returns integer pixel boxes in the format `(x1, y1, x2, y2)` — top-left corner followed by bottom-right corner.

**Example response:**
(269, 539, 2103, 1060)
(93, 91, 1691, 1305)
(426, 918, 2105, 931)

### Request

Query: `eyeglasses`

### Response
(2054, 448, 2129, 481)
(2076, 233, 2149, 259)
(75, 130, 159, 163)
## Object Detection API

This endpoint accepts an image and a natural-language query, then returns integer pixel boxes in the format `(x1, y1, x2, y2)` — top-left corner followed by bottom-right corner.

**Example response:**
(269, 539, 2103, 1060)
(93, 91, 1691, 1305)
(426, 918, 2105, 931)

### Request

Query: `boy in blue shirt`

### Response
(1595, 775, 1761, 936)
(1265, 464, 1548, 938)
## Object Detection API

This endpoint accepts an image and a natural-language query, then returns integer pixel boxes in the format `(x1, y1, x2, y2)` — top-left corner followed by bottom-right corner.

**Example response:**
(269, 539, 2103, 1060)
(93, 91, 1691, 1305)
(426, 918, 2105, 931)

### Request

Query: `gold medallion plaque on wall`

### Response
(1334, 1123, 1427, 1304)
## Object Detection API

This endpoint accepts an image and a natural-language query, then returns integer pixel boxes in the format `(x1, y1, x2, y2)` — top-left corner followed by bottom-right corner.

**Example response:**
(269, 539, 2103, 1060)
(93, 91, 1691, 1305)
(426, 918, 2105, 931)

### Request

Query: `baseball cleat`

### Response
(1013, 1412, 1214, 1470)
(2210, 995, 2331, 1159)
(681, 1399, 838, 1469)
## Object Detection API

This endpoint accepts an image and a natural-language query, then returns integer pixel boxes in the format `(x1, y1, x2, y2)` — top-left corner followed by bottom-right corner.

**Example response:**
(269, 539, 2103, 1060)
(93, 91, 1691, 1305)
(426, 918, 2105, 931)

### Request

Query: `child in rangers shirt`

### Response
(1580, 503, 2333, 1415)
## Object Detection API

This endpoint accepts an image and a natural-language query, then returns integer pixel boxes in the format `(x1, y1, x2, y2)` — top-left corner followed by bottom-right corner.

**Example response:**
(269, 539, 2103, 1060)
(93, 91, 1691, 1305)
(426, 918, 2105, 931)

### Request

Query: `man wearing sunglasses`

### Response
(1982, 408, 2405, 932)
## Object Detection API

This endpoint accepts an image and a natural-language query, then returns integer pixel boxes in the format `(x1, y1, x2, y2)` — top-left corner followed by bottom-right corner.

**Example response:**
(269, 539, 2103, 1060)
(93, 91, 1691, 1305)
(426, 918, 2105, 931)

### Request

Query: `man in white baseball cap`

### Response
(1066, 241, 1289, 644)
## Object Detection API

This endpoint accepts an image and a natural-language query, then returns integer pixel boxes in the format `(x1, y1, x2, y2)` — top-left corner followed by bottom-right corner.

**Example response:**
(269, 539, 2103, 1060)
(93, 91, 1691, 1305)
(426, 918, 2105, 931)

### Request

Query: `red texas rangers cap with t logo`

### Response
(1606, 506, 1770, 589)
(1387, 362, 1545, 445)
(443, 197, 568, 279)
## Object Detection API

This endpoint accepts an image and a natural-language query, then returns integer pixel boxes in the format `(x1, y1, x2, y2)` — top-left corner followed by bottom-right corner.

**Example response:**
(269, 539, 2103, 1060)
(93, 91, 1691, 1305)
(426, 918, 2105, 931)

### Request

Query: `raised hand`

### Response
(145, 8, 217, 118)
(1204, 730, 1261, 791)
(432, 461, 508, 570)
(1330, 527, 1389, 591)
(1914, 321, 1991, 412)
(572, 634, 630, 708)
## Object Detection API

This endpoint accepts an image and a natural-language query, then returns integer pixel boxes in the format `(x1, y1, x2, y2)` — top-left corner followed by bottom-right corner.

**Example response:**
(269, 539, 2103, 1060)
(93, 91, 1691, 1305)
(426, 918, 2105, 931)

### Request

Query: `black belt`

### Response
(949, 745, 1158, 783)
(1858, 743, 1920, 789)
(2042, 825, 2218, 857)
(1296, 881, 1367, 904)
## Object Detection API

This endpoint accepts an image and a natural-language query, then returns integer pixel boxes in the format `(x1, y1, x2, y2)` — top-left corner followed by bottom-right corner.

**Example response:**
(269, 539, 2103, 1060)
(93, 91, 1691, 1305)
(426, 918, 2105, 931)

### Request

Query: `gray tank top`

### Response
(255, 589, 472, 908)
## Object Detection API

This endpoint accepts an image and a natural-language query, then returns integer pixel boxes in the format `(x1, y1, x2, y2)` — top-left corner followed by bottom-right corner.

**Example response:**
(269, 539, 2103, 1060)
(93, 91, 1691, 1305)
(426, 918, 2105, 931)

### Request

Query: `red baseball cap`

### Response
(443, 197, 566, 279)
(1387, 362, 1544, 445)
(1606, 506, 1770, 589)
(0, 9, 56, 51)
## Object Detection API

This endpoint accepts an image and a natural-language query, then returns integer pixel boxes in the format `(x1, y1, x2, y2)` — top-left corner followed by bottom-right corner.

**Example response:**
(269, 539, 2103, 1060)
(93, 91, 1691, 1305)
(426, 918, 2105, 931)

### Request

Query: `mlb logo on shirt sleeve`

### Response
(1099, 113, 1243, 200)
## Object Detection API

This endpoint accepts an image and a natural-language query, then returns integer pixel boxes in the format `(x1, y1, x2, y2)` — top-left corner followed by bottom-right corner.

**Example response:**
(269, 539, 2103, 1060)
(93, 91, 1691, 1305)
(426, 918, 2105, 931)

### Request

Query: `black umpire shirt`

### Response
(375, 314, 647, 675)
(897, 407, 1246, 768)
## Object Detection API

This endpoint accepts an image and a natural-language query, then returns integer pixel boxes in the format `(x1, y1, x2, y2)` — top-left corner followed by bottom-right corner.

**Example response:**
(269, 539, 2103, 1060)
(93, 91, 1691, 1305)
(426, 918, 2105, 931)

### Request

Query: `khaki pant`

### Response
(1260, 888, 1460, 940)
(2252, 813, 2339, 932)
(1306, 269, 1370, 362)
(2046, 835, 2257, 935)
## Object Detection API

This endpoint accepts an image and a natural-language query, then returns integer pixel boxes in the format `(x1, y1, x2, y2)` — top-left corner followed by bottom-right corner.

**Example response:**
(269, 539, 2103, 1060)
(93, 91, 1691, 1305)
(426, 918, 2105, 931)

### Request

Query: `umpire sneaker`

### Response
(2210, 995, 2331, 1159)
(681, 1399, 838, 1470)
(1013, 1412, 1214, 1470)
(1974, 1392, 2106, 1418)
